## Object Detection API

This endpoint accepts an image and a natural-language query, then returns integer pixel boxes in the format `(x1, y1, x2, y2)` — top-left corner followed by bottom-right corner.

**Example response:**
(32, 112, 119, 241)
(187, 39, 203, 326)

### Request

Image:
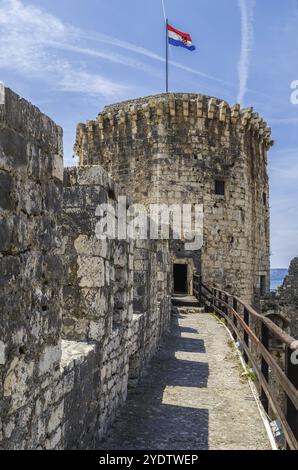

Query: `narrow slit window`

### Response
(215, 180, 225, 196)
(260, 275, 266, 296)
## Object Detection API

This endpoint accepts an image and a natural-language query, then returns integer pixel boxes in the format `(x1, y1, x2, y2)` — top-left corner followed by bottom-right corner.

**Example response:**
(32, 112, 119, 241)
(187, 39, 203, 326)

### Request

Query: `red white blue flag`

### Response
(167, 24, 196, 51)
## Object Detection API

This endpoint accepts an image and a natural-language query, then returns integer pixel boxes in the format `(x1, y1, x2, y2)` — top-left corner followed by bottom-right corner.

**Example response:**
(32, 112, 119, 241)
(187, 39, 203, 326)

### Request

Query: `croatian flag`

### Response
(167, 24, 196, 51)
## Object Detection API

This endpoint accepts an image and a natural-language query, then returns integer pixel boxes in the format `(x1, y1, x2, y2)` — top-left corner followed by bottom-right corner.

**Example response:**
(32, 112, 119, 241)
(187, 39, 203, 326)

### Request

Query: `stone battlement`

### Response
(74, 92, 271, 306)
(74, 93, 272, 166)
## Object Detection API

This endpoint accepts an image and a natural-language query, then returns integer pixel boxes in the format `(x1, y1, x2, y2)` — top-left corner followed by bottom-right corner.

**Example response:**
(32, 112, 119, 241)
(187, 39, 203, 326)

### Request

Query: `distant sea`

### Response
(270, 269, 288, 291)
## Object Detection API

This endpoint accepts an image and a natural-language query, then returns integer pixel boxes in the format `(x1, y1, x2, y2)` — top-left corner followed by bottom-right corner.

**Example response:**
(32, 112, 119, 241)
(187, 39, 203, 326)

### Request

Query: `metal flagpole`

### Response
(166, 19, 169, 93)
(161, 0, 168, 93)
(166, 18, 169, 93)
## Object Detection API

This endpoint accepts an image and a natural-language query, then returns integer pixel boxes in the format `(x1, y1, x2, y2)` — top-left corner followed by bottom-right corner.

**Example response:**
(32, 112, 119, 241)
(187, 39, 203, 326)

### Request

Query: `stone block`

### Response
(0, 128, 27, 168)
(47, 402, 64, 434)
(52, 153, 64, 181)
(0, 341, 6, 365)
(39, 345, 62, 376)
(0, 171, 13, 210)
(77, 256, 105, 288)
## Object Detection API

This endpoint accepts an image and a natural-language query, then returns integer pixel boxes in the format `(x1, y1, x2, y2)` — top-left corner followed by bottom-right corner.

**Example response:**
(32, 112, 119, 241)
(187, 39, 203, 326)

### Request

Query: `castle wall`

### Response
(61, 165, 172, 446)
(75, 93, 271, 304)
(0, 85, 64, 448)
(0, 88, 171, 449)
(61, 165, 134, 446)
(278, 257, 298, 338)
(62, 165, 133, 343)
(262, 257, 298, 339)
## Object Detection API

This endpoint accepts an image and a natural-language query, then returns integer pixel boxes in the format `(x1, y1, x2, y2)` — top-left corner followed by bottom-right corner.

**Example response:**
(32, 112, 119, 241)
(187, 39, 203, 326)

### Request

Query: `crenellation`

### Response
(219, 101, 228, 122)
(207, 97, 217, 119)
(231, 103, 240, 124)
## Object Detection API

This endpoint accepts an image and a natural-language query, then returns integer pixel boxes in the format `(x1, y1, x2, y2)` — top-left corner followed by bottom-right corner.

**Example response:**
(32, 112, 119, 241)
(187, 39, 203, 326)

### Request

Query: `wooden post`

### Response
(225, 294, 229, 317)
(198, 275, 203, 307)
(260, 322, 269, 413)
(286, 346, 298, 446)
(232, 297, 238, 341)
(218, 290, 222, 316)
(211, 288, 214, 311)
(243, 307, 249, 364)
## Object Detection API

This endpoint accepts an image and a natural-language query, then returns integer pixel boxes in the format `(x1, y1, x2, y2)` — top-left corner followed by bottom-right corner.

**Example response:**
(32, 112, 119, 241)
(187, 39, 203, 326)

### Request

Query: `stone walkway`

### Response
(99, 311, 271, 450)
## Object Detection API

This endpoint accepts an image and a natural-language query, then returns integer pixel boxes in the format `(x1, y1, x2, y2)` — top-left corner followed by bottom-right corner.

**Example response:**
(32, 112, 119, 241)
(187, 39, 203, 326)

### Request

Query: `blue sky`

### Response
(0, 0, 297, 268)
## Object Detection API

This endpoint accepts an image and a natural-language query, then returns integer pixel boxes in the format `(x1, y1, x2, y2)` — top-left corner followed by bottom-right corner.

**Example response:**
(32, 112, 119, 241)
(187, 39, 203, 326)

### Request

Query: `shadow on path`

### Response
(99, 313, 209, 450)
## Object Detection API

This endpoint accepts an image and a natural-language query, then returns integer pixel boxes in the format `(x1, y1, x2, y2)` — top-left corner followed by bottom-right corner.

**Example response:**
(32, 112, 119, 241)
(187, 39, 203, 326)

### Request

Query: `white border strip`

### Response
(0, 83, 5, 105)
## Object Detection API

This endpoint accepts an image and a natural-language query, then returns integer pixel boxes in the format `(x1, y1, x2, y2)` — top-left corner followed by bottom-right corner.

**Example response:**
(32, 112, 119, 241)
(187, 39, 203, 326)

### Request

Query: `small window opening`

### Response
(215, 180, 225, 196)
(108, 188, 116, 200)
(263, 192, 267, 206)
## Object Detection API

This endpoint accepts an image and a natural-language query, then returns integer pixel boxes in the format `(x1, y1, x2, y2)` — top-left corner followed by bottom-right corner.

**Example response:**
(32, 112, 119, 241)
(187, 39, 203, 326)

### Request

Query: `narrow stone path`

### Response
(99, 311, 271, 450)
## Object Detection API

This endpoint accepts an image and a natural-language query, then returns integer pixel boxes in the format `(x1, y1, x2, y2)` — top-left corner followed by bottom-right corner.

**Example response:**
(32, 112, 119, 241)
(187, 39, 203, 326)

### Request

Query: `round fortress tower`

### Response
(74, 93, 272, 305)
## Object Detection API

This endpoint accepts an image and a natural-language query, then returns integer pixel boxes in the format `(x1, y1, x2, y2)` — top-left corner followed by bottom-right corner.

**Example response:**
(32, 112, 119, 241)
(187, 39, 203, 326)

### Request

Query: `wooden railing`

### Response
(193, 274, 298, 450)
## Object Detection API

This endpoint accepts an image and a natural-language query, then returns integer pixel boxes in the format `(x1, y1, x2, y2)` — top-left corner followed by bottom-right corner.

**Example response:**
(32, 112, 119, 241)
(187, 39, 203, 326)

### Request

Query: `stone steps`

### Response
(177, 306, 205, 315)
(171, 294, 201, 308)
(171, 294, 204, 315)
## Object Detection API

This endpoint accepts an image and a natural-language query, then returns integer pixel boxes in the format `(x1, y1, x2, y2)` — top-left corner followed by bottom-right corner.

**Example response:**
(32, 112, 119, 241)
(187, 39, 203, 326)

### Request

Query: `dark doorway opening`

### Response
(173, 264, 188, 294)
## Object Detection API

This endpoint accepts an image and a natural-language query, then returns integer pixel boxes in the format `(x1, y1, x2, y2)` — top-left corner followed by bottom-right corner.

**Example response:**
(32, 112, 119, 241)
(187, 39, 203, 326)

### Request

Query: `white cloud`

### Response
(268, 117, 298, 125)
(237, 0, 255, 105)
(78, 29, 235, 89)
(0, 0, 267, 101)
(161, 0, 167, 23)
(50, 41, 160, 77)
(77, 7, 271, 99)
(59, 67, 123, 97)
(0, 0, 128, 97)
(271, 164, 298, 180)
(1, 0, 230, 97)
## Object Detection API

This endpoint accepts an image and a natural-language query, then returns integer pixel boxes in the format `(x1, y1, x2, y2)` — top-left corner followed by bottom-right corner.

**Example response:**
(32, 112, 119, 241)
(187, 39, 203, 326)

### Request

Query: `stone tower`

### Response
(74, 93, 272, 304)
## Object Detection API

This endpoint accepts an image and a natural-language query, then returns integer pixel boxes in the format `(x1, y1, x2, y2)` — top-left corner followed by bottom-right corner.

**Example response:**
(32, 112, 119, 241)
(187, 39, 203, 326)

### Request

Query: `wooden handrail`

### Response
(204, 295, 298, 449)
(195, 277, 298, 450)
(202, 283, 298, 350)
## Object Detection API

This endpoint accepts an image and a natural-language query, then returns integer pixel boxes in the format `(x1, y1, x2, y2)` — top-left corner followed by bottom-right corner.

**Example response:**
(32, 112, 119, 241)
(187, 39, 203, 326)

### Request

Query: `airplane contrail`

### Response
(237, 0, 255, 105)
(161, 0, 167, 23)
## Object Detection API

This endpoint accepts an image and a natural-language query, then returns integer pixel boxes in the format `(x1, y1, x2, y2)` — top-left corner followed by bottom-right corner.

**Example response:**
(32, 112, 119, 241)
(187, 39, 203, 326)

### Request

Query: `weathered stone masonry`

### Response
(0, 86, 171, 449)
(61, 166, 171, 446)
(0, 85, 64, 448)
(75, 93, 272, 305)
(262, 257, 298, 339)
(278, 257, 298, 338)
